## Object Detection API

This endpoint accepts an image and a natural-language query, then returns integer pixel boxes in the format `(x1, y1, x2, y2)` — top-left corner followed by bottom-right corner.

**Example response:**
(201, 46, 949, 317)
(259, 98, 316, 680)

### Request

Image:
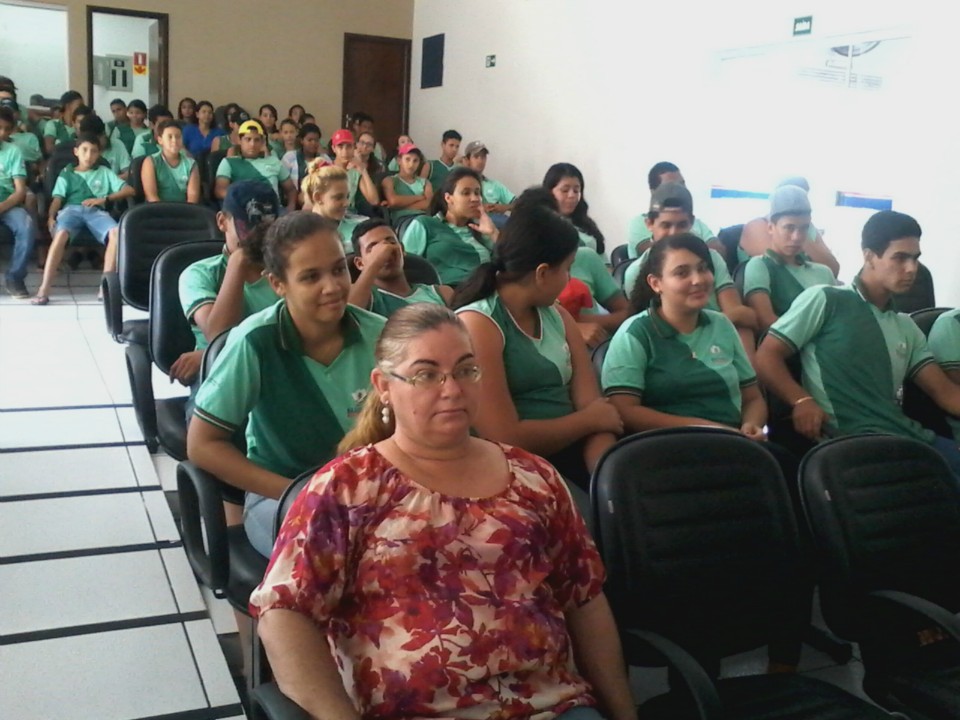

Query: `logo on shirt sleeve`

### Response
(348, 388, 369, 417)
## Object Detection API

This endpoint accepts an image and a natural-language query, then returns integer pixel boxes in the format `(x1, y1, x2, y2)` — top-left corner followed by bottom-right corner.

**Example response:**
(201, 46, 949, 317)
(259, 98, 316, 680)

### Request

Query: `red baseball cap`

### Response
(330, 129, 354, 146)
(398, 142, 419, 155)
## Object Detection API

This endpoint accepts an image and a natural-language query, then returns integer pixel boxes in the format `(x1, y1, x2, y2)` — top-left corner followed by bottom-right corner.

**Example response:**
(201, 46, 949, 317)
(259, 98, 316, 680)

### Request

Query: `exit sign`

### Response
(793, 16, 813, 36)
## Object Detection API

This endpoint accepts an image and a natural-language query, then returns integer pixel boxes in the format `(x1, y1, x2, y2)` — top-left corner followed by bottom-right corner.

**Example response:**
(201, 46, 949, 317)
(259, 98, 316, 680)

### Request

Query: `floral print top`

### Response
(249, 442, 606, 720)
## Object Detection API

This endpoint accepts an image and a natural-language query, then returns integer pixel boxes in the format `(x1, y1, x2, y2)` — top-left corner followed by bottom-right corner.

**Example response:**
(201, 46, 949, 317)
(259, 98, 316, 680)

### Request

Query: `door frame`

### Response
(341, 32, 411, 131)
(86, 5, 169, 109)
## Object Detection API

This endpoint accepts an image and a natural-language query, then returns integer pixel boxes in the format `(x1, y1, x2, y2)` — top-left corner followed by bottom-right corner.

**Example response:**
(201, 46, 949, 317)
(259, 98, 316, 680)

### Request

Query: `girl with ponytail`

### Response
(301, 160, 366, 252)
(453, 195, 624, 490)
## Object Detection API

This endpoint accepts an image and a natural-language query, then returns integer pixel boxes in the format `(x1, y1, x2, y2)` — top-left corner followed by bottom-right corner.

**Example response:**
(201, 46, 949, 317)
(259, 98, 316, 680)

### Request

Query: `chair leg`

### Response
(125, 343, 159, 453)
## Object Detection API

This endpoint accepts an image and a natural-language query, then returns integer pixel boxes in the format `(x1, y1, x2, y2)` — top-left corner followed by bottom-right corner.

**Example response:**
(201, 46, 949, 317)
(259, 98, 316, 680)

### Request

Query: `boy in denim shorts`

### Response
(33, 132, 134, 304)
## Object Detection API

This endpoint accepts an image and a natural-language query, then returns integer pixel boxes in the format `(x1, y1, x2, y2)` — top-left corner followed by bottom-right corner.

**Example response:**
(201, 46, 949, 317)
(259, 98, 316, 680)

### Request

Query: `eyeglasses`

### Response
(386, 364, 482, 389)
(357, 140, 374, 148)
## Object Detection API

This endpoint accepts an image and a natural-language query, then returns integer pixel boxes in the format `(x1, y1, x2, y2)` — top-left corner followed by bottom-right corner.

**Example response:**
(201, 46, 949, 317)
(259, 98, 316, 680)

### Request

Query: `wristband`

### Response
(793, 396, 815, 408)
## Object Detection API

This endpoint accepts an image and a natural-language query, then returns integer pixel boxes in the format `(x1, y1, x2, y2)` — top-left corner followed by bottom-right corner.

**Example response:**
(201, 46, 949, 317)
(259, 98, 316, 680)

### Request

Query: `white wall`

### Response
(410, 0, 960, 305)
(0, 2, 68, 103)
(91, 12, 157, 117)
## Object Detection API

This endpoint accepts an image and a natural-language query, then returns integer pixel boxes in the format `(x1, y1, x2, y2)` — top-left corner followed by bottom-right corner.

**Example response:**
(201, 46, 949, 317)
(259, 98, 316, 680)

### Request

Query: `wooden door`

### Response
(342, 33, 411, 156)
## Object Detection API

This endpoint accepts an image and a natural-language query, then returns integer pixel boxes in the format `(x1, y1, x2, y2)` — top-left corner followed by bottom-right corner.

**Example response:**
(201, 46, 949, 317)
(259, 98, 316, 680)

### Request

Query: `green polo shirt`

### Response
(622, 246, 733, 310)
(426, 159, 455, 186)
(216, 155, 290, 200)
(101, 138, 131, 175)
(576, 230, 599, 253)
(150, 150, 196, 202)
(112, 125, 150, 155)
(10, 132, 41, 164)
(401, 214, 494, 286)
(457, 293, 574, 420)
(389, 175, 427, 220)
(0, 141, 26, 204)
(926, 309, 960, 443)
(131, 132, 160, 159)
(368, 283, 446, 318)
(482, 177, 515, 205)
(572, 246, 620, 313)
(178, 252, 280, 350)
(43, 119, 75, 144)
(627, 216, 715, 258)
(743, 250, 836, 316)
(603, 307, 755, 428)
(52, 165, 126, 205)
(194, 301, 385, 480)
(338, 215, 364, 254)
(346, 167, 361, 211)
(768, 278, 935, 443)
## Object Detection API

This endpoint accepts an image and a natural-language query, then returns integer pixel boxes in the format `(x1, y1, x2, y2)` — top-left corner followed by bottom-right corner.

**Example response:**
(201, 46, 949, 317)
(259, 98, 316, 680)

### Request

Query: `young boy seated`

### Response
(79, 114, 131, 180)
(462, 141, 515, 227)
(0, 105, 35, 299)
(347, 218, 452, 318)
(420, 129, 461, 188)
(175, 181, 280, 392)
(132, 104, 174, 159)
(141, 119, 200, 203)
(105, 98, 127, 137)
(215, 120, 297, 212)
(112, 99, 150, 155)
(33, 132, 134, 305)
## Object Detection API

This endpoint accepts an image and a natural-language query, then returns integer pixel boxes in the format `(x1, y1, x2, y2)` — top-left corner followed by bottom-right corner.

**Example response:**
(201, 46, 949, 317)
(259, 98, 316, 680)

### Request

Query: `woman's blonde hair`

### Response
(300, 160, 348, 201)
(337, 304, 469, 453)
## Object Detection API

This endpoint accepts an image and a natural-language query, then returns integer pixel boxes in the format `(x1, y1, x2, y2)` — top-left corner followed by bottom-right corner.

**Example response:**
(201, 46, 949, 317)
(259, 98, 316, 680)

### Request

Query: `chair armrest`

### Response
(102, 271, 123, 342)
(176, 460, 230, 593)
(250, 682, 312, 720)
(867, 589, 960, 643)
(124, 344, 158, 454)
(623, 628, 722, 719)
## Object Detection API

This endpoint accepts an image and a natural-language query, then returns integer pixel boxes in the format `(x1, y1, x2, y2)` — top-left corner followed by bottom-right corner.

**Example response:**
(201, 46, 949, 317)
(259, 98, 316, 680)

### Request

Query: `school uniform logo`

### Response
(708, 344, 728, 364)
(896, 342, 908, 357)
(348, 388, 368, 417)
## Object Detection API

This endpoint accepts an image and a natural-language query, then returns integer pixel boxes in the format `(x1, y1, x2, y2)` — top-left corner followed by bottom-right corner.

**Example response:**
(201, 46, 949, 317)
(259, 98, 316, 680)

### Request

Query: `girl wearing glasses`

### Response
(251, 303, 637, 720)
(187, 212, 386, 557)
(453, 197, 623, 490)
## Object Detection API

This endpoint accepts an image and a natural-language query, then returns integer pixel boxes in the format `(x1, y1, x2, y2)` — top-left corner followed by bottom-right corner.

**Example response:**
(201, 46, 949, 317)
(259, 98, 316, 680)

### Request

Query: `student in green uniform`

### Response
(329, 129, 379, 213)
(349, 111, 386, 162)
(112, 99, 150, 156)
(0, 106, 35, 299)
(175, 181, 280, 392)
(739, 177, 840, 277)
(105, 98, 127, 137)
(79, 114, 130, 180)
(626, 162, 717, 259)
(543, 163, 606, 254)
(355, 131, 382, 177)
(1, 98, 41, 171)
(42, 90, 83, 155)
(384, 134, 413, 172)
(33, 133, 135, 304)
(928, 309, 960, 445)
(214, 108, 249, 154)
(744, 185, 837, 333)
(131, 104, 173, 159)
(215, 120, 297, 212)
(258, 104, 284, 157)
(454, 202, 622, 490)
(349, 218, 452, 317)
(382, 142, 432, 221)
(401, 167, 499, 287)
(623, 183, 758, 357)
(302, 162, 366, 252)
(462, 140, 515, 227)
(281, 123, 323, 193)
(278, 118, 299, 156)
(757, 210, 960, 478)
(603, 233, 766, 438)
(141, 119, 200, 203)
(420, 129, 461, 187)
(187, 211, 387, 556)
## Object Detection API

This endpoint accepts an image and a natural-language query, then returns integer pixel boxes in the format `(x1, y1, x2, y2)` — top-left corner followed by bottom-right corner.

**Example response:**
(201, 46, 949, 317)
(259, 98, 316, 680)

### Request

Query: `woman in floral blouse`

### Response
(250, 303, 636, 720)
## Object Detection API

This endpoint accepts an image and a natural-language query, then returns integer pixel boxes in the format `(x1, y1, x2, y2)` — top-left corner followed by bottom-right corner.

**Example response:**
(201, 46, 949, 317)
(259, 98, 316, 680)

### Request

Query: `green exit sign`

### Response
(793, 16, 813, 36)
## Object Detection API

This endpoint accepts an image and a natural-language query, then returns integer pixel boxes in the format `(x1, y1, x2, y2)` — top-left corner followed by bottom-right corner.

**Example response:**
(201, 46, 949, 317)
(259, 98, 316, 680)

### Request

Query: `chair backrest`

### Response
(201, 329, 231, 382)
(902, 307, 953, 438)
(592, 427, 805, 662)
(392, 210, 425, 237)
(148, 240, 223, 374)
(118, 203, 221, 310)
(591, 338, 610, 382)
(799, 434, 960, 639)
(273, 466, 323, 540)
(733, 261, 747, 297)
(403, 253, 441, 285)
(127, 154, 148, 205)
(610, 244, 629, 267)
(717, 224, 744, 275)
(205, 149, 229, 204)
(892, 262, 935, 313)
(612, 257, 637, 291)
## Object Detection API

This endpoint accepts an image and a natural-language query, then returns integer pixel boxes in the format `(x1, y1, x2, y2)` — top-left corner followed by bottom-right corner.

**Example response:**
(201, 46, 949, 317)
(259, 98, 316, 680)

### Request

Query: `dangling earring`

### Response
(381, 402, 391, 425)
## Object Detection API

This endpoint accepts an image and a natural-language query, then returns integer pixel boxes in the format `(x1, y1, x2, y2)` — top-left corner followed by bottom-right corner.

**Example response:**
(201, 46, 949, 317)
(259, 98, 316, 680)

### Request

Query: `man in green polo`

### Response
(215, 120, 297, 212)
(757, 210, 960, 478)
(743, 184, 837, 333)
(462, 140, 514, 228)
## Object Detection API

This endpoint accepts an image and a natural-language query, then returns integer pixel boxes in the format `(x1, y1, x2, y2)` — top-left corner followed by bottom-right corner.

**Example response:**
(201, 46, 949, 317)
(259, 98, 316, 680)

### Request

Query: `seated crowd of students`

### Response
(6, 74, 960, 718)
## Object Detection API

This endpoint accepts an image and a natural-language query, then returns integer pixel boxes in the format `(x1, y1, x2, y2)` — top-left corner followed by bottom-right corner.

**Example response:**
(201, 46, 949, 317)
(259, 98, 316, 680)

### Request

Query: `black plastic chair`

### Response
(591, 427, 890, 719)
(610, 243, 629, 267)
(126, 154, 148, 205)
(612, 257, 636, 290)
(903, 307, 954, 438)
(205, 149, 229, 207)
(590, 338, 610, 382)
(892, 262, 935, 313)
(799, 434, 960, 718)
(250, 683, 310, 720)
(717, 224, 745, 275)
(124, 240, 222, 458)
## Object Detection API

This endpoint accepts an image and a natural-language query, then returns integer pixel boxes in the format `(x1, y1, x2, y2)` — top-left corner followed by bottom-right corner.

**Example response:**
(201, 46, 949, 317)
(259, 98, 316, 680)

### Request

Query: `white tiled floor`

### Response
(1, 267, 242, 719)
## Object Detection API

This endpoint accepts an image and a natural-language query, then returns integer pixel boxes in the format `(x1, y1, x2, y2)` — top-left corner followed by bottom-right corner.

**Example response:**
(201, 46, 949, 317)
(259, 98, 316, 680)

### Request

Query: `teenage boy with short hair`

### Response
(106, 98, 128, 136)
(132, 104, 174, 158)
(329, 128, 379, 213)
(43, 90, 84, 154)
(420, 129, 461, 187)
(215, 120, 297, 212)
(756, 210, 960, 478)
(0, 106, 35, 298)
(33, 132, 134, 304)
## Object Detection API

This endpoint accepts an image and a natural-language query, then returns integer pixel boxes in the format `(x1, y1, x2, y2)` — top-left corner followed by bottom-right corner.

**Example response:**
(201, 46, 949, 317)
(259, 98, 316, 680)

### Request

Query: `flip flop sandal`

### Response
(30, 295, 50, 306)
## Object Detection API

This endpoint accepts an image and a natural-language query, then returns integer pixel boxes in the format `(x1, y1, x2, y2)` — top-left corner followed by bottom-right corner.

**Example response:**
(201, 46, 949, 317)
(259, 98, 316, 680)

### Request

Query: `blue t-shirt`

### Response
(182, 124, 226, 157)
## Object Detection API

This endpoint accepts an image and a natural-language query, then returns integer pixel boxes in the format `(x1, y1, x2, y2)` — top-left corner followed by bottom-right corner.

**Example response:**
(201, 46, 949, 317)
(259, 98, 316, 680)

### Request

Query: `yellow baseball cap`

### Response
(238, 119, 265, 136)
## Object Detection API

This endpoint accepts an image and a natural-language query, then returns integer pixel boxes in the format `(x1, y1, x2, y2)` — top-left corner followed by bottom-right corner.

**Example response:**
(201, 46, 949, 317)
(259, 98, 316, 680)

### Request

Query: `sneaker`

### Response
(6, 279, 29, 299)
